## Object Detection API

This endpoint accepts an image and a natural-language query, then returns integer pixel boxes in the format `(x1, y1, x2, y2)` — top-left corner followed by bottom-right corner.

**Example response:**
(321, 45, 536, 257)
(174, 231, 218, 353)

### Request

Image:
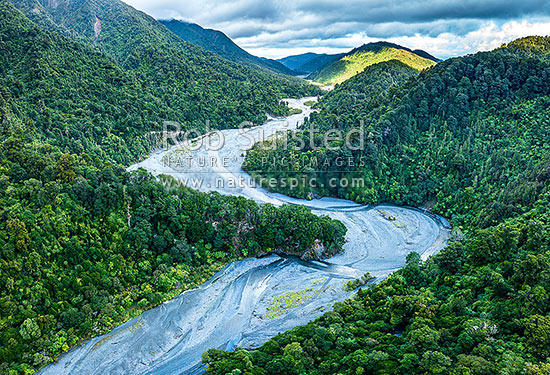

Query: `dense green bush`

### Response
(205, 37, 550, 374)
(0, 2, 334, 373)
(0, 98, 345, 374)
(5, 0, 320, 165)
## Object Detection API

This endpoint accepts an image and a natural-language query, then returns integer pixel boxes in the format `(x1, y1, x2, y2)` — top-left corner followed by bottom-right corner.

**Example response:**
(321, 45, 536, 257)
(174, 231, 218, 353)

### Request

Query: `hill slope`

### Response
(310, 41, 438, 85)
(206, 36, 550, 374)
(313, 59, 419, 114)
(0, 2, 344, 374)
(1, 0, 180, 164)
(9, 0, 319, 140)
(298, 53, 345, 74)
(159, 19, 295, 75)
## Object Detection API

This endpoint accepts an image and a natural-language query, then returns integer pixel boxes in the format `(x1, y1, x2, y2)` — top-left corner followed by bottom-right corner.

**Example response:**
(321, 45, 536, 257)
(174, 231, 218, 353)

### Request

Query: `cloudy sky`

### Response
(123, 0, 550, 59)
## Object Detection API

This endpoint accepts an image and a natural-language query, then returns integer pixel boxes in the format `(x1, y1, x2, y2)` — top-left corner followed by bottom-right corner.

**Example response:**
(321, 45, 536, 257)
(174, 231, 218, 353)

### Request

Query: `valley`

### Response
(1, 0, 550, 374)
(37, 99, 449, 375)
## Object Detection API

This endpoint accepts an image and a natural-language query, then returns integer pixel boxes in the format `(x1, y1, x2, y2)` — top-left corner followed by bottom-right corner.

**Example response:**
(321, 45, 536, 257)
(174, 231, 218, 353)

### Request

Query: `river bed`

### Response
(39, 97, 450, 375)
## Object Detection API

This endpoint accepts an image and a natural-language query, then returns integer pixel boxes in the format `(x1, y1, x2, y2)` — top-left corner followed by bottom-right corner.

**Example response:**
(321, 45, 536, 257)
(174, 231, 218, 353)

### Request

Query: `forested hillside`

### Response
(7, 0, 320, 163)
(309, 41, 437, 85)
(159, 19, 295, 75)
(244, 59, 420, 200)
(0, 84, 345, 374)
(0, 1, 343, 373)
(204, 37, 550, 374)
(0, 0, 178, 164)
(245, 38, 550, 228)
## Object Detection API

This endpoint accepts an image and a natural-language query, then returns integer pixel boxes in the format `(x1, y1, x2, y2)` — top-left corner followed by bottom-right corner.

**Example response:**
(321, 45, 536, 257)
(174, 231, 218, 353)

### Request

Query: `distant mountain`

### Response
(309, 41, 438, 85)
(412, 49, 441, 62)
(159, 19, 295, 75)
(278, 52, 344, 74)
(298, 53, 346, 74)
(277, 53, 322, 70)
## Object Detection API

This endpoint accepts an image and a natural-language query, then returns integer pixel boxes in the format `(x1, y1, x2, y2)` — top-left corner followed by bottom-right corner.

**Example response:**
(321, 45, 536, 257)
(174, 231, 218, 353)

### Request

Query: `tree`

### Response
(525, 315, 550, 359)
(56, 154, 76, 183)
(19, 319, 41, 341)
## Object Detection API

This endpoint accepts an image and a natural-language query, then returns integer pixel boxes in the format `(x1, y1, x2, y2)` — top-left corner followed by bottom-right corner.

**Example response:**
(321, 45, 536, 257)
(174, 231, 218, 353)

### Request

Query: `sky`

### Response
(123, 0, 550, 59)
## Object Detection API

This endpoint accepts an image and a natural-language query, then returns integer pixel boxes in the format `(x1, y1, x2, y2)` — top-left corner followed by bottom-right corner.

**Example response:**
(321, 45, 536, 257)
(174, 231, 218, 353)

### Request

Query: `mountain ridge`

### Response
(309, 41, 438, 84)
(347, 41, 439, 62)
(158, 19, 296, 75)
(277, 52, 344, 74)
(277, 52, 325, 70)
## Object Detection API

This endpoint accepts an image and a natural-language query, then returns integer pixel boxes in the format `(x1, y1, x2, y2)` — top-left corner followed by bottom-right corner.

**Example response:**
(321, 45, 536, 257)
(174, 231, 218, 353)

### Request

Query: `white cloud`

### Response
(233, 19, 550, 59)
(384, 19, 550, 58)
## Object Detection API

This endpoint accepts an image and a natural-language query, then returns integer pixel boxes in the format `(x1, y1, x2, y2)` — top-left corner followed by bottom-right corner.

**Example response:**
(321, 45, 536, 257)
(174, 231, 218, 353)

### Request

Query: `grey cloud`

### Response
(207, 0, 284, 23)
(124, 0, 550, 58)
(362, 19, 486, 38)
(296, 0, 550, 24)
(223, 18, 486, 47)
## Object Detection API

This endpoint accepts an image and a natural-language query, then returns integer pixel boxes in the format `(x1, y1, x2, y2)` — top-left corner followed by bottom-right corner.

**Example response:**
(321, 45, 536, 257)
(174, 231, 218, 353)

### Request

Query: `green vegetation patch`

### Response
(344, 272, 375, 291)
(264, 279, 327, 319)
(312, 43, 436, 85)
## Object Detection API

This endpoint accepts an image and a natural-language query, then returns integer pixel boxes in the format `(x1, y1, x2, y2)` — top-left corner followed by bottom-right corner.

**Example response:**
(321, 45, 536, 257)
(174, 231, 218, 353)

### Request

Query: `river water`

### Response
(39, 97, 450, 375)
